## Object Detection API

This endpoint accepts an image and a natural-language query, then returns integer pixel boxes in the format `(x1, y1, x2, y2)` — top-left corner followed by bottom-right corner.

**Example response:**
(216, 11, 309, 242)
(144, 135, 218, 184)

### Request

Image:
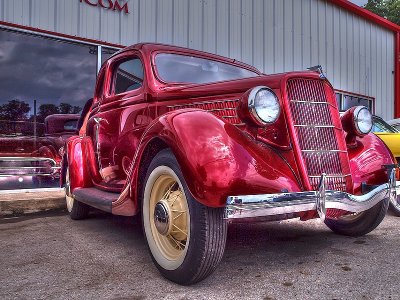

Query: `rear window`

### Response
(155, 53, 259, 84)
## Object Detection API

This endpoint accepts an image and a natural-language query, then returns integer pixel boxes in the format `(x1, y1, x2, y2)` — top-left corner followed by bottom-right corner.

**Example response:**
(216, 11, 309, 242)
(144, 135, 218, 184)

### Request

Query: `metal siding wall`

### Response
(0, 0, 396, 118)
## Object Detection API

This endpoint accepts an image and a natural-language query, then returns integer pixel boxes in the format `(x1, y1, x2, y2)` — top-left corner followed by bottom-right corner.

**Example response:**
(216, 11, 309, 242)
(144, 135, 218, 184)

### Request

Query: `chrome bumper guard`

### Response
(226, 168, 397, 221)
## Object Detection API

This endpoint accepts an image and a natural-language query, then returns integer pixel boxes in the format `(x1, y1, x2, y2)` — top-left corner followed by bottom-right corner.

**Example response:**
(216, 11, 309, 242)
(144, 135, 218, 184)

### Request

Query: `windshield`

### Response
(155, 53, 259, 84)
(373, 117, 399, 133)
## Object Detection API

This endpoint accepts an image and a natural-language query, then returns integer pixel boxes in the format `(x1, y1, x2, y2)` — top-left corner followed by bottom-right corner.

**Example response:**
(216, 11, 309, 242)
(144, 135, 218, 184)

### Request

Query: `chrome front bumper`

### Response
(226, 170, 397, 221)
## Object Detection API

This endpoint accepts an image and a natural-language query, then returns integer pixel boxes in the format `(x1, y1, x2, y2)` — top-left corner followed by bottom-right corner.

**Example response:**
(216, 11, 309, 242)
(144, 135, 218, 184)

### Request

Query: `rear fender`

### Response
(348, 133, 395, 194)
(81, 136, 103, 183)
(132, 109, 301, 208)
(65, 136, 92, 192)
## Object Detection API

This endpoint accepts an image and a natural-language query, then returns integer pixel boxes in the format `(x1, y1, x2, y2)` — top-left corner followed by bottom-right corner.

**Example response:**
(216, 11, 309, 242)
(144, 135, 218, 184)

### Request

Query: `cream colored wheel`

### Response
(65, 169, 74, 213)
(143, 166, 190, 270)
(142, 149, 227, 285)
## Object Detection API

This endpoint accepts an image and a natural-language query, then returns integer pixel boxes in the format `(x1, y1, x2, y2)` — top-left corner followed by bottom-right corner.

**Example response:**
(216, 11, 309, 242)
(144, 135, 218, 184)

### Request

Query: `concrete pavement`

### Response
(1, 210, 399, 299)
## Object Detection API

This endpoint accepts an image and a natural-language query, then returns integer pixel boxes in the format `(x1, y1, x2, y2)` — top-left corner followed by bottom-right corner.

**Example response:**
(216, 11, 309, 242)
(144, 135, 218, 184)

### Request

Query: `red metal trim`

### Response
(329, 0, 400, 33)
(0, 21, 125, 49)
(395, 32, 400, 118)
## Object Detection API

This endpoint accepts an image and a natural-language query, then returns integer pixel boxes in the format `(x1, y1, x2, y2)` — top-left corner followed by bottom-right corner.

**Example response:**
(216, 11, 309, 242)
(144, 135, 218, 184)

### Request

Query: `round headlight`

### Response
(248, 86, 280, 124)
(354, 106, 372, 135)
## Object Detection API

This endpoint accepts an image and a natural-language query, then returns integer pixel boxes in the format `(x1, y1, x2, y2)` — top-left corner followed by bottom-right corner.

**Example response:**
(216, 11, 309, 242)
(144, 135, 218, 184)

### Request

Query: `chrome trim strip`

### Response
(0, 157, 57, 164)
(301, 150, 347, 153)
(225, 172, 395, 220)
(308, 174, 351, 178)
(221, 115, 240, 119)
(293, 124, 337, 128)
(167, 99, 239, 109)
(290, 100, 329, 104)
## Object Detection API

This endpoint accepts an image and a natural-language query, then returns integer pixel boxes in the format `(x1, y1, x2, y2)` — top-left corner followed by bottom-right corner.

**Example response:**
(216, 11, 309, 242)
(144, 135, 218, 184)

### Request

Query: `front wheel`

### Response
(325, 198, 389, 236)
(142, 149, 227, 285)
(389, 195, 400, 217)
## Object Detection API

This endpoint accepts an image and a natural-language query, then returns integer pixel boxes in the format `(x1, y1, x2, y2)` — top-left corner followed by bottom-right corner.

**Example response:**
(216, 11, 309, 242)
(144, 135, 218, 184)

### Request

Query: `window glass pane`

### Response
(359, 98, 371, 110)
(342, 94, 373, 111)
(0, 29, 97, 189)
(155, 53, 259, 84)
(335, 93, 341, 110)
(343, 95, 359, 110)
(114, 58, 143, 94)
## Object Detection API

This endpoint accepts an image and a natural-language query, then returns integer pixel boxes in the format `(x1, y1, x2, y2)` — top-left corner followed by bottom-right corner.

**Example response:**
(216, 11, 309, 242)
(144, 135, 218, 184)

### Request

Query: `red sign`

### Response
(80, 0, 129, 14)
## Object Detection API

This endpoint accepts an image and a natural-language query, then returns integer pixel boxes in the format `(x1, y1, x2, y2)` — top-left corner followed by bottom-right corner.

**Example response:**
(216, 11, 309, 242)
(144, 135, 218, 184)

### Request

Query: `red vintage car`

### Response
(63, 43, 397, 285)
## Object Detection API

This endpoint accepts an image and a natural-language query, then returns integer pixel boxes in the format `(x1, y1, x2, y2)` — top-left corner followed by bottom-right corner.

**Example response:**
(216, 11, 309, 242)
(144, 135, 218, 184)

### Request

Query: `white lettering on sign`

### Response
(80, 0, 129, 14)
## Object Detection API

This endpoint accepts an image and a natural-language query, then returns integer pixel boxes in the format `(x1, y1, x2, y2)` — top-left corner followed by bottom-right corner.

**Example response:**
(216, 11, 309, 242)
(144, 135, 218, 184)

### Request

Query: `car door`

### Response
(86, 51, 149, 188)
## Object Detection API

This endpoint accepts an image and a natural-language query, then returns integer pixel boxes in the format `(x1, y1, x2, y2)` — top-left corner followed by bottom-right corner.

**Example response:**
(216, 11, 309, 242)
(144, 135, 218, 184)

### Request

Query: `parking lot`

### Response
(1, 210, 399, 300)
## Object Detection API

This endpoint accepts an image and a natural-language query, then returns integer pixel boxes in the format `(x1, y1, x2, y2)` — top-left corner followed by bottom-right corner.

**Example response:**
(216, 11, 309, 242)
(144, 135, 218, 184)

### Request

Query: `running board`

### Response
(73, 188, 119, 213)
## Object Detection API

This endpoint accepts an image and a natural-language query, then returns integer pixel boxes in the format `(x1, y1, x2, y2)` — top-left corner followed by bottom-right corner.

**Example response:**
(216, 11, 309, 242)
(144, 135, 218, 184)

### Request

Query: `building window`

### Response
(0, 28, 118, 190)
(335, 90, 374, 113)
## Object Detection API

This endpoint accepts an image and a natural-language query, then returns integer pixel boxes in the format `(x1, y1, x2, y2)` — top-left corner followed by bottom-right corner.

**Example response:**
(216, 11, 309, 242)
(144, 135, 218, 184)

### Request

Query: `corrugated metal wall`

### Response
(0, 0, 396, 119)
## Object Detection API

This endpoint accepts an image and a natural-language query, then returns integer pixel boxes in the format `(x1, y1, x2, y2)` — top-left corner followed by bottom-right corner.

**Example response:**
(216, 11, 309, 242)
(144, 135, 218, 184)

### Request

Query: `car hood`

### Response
(374, 132, 400, 158)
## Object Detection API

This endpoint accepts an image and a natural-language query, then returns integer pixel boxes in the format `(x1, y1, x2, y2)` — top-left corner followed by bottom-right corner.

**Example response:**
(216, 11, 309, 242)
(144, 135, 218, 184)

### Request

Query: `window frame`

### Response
(107, 53, 145, 98)
(335, 89, 375, 113)
(151, 50, 261, 85)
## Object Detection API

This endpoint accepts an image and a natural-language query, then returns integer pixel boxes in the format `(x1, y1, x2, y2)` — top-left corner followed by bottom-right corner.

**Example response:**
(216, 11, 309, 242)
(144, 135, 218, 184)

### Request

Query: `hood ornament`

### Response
(307, 65, 326, 79)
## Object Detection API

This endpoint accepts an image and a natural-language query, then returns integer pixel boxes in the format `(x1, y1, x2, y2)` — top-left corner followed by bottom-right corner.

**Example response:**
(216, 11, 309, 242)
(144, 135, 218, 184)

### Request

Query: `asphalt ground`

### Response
(1, 210, 399, 300)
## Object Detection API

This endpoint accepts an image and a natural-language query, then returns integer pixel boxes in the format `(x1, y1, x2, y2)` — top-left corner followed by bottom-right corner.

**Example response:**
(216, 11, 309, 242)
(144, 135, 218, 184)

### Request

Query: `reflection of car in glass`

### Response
(0, 114, 79, 189)
(63, 43, 397, 285)
(372, 115, 400, 215)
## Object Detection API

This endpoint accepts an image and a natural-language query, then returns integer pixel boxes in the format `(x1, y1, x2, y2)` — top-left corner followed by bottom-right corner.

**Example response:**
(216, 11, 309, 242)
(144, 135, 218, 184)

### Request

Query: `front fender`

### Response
(348, 133, 395, 194)
(135, 109, 302, 208)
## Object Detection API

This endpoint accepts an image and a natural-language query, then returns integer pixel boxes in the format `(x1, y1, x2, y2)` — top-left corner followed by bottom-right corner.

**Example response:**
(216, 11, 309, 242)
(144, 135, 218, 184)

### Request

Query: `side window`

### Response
(113, 57, 144, 95)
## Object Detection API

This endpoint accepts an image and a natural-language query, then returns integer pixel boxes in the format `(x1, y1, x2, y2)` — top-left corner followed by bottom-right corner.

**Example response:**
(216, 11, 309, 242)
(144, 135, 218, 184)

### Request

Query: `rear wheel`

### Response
(65, 168, 89, 220)
(325, 198, 389, 236)
(142, 149, 227, 285)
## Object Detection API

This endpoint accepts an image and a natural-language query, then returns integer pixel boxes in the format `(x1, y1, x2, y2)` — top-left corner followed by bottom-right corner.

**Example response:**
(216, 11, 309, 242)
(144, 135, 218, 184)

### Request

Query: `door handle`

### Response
(93, 117, 109, 125)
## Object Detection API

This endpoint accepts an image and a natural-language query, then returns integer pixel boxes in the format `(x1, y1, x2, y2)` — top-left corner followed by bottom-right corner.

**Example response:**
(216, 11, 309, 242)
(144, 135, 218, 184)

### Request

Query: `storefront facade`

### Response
(0, 0, 399, 190)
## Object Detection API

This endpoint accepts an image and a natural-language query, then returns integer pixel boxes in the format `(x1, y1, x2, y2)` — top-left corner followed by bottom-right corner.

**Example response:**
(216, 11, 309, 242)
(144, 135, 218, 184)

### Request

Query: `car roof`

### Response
(110, 42, 261, 74)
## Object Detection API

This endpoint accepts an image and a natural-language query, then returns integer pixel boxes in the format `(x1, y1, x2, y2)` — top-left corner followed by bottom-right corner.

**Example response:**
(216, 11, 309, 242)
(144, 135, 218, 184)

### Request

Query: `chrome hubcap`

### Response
(154, 200, 171, 235)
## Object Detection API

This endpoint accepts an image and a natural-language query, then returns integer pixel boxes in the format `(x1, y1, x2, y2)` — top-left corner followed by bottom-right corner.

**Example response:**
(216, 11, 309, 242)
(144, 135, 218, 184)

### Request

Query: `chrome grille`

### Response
(287, 79, 351, 191)
(167, 99, 243, 125)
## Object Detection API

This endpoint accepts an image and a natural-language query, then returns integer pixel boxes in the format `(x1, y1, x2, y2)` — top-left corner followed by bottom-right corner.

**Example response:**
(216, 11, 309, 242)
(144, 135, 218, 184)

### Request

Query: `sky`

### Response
(350, 0, 368, 6)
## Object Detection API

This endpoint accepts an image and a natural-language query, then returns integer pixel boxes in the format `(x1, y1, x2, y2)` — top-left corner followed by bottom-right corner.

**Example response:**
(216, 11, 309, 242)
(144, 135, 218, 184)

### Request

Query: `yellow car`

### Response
(372, 115, 400, 216)
(373, 116, 400, 158)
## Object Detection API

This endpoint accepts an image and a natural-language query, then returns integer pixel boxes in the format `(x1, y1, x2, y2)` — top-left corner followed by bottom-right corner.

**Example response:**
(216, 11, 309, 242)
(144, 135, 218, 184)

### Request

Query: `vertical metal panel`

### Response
(293, 0, 302, 71)
(0, 0, 396, 118)
(241, 0, 253, 65)
(253, 0, 264, 71)
(203, 0, 216, 54)
(139, 0, 156, 42)
(156, 0, 173, 44)
(188, 0, 203, 50)
(228, 0, 241, 61)
(264, 0, 274, 74)
(56, 0, 79, 36)
(216, 0, 229, 57)
(172, 0, 189, 47)
(121, 0, 139, 45)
